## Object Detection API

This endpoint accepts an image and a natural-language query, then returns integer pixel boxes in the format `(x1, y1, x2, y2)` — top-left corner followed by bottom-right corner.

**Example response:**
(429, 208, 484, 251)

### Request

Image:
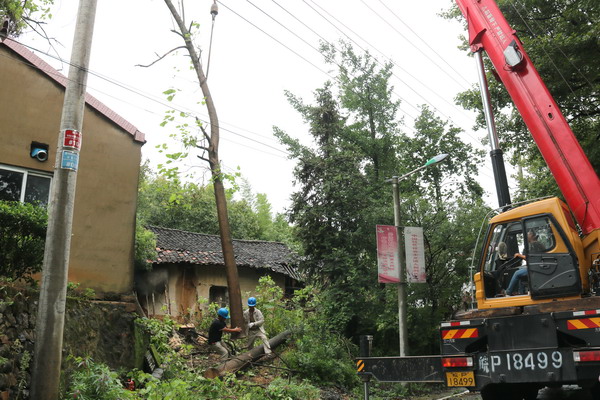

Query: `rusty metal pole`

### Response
(30, 0, 97, 398)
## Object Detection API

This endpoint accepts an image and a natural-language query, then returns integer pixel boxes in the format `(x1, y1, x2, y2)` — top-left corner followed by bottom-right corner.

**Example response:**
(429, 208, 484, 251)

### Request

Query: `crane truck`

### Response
(356, 0, 600, 399)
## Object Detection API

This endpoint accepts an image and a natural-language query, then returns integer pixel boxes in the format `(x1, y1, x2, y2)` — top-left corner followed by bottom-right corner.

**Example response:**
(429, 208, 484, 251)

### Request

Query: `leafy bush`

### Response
(196, 300, 219, 333)
(66, 282, 96, 299)
(280, 286, 359, 390)
(251, 275, 300, 337)
(266, 377, 320, 400)
(0, 200, 47, 280)
(134, 222, 157, 270)
(283, 320, 359, 389)
(64, 356, 135, 400)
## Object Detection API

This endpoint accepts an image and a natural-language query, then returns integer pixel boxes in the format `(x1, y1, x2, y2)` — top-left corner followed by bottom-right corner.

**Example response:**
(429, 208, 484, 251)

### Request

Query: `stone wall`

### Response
(0, 285, 139, 399)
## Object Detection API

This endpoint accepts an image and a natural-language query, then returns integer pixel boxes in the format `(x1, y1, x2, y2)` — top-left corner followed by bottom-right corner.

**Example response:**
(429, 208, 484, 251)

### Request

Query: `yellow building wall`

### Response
(0, 44, 142, 294)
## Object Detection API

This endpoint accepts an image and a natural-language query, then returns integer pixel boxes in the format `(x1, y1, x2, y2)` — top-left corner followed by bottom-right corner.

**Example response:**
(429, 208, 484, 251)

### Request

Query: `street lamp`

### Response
(388, 153, 449, 357)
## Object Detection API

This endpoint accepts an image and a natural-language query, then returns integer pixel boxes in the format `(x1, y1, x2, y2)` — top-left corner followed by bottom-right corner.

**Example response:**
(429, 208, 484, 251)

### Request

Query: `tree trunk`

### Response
(163, 0, 244, 332)
(203, 330, 292, 379)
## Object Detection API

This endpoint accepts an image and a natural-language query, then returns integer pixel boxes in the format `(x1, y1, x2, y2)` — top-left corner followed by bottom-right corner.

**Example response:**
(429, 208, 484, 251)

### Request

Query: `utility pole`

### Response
(30, 0, 97, 397)
(388, 153, 449, 357)
(391, 177, 408, 357)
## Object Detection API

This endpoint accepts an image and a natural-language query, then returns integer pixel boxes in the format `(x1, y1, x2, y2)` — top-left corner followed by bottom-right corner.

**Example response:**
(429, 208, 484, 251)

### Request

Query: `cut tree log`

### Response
(203, 330, 292, 379)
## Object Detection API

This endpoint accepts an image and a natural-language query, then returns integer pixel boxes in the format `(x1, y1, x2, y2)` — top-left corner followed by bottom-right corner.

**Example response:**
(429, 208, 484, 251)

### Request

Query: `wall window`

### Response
(209, 285, 229, 308)
(0, 165, 52, 206)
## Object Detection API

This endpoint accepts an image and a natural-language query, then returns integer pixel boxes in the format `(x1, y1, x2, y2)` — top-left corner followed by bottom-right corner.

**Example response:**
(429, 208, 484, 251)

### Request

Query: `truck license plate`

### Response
(446, 371, 475, 387)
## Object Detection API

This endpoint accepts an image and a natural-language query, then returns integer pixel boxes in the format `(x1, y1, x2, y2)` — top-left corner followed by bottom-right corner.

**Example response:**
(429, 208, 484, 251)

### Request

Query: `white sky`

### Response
(18, 0, 504, 214)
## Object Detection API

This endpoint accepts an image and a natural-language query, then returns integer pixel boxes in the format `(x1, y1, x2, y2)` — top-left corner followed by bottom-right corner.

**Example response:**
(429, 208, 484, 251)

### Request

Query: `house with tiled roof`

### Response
(0, 37, 145, 294)
(135, 226, 301, 319)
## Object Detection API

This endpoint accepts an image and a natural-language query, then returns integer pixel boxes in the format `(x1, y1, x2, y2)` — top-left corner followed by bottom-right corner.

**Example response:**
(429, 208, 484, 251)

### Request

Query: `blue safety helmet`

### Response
(217, 307, 230, 319)
(247, 297, 257, 307)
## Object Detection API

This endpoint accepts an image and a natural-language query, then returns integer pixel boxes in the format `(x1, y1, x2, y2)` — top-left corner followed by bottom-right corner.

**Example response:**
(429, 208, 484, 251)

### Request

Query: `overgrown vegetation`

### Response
(59, 278, 361, 399)
(0, 200, 47, 281)
(134, 220, 157, 271)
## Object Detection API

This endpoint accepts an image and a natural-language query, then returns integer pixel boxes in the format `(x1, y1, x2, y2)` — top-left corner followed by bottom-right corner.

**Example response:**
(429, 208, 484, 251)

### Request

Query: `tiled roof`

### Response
(147, 226, 300, 280)
(0, 37, 146, 144)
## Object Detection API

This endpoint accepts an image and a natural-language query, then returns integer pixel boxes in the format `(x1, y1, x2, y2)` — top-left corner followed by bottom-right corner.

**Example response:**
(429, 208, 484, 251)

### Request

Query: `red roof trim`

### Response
(1, 37, 146, 144)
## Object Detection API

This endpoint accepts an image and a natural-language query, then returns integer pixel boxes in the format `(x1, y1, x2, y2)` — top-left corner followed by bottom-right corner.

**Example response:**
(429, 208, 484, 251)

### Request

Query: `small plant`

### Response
(196, 301, 219, 333)
(82, 287, 96, 300)
(17, 350, 31, 399)
(65, 282, 95, 299)
(65, 356, 135, 400)
(266, 377, 320, 400)
(66, 282, 80, 296)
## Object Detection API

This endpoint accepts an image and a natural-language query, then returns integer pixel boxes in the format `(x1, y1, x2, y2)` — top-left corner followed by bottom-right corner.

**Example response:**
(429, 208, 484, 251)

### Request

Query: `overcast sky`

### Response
(18, 0, 502, 213)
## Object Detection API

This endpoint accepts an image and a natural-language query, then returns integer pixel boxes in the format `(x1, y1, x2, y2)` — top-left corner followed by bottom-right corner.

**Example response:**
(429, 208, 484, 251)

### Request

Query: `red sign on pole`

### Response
(376, 225, 400, 283)
(63, 129, 82, 151)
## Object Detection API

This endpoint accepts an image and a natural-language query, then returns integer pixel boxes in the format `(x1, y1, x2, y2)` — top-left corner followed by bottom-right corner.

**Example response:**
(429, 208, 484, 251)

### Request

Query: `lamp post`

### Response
(388, 153, 449, 356)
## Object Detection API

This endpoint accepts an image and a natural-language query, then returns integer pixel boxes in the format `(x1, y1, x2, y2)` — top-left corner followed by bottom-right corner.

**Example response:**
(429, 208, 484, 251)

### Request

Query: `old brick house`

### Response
(136, 226, 301, 319)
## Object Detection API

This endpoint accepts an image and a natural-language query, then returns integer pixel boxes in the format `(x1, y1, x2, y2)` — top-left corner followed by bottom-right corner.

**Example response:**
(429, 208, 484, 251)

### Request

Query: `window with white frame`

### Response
(0, 165, 52, 207)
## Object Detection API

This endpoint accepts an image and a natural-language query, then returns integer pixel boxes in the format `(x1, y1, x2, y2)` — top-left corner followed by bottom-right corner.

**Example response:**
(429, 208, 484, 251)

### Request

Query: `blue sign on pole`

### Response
(61, 150, 79, 171)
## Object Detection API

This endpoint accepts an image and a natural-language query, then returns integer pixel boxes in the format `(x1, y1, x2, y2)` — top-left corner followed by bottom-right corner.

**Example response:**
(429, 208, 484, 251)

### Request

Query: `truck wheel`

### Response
(481, 384, 513, 400)
(481, 385, 500, 400)
(590, 382, 600, 400)
(481, 384, 539, 400)
(521, 386, 539, 400)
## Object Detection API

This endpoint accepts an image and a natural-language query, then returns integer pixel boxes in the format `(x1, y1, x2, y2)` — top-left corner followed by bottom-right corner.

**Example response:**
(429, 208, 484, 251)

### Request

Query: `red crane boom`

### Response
(455, 0, 600, 234)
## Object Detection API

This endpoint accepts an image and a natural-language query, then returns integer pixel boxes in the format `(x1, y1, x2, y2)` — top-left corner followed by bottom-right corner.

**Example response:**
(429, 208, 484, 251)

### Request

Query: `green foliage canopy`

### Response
(136, 163, 296, 246)
(275, 40, 490, 354)
(0, 200, 47, 281)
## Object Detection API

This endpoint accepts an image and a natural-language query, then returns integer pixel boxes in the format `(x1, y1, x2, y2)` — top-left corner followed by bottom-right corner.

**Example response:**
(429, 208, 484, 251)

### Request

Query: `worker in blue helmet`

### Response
(208, 307, 242, 360)
(243, 297, 272, 356)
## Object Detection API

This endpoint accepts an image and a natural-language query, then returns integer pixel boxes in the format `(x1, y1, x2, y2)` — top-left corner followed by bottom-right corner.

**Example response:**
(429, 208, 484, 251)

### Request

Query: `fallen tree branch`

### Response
(203, 330, 292, 379)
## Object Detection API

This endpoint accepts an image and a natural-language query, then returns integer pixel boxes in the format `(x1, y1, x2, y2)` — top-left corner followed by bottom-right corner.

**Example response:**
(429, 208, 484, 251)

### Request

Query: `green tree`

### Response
(450, 0, 599, 201)
(276, 42, 488, 355)
(136, 164, 296, 245)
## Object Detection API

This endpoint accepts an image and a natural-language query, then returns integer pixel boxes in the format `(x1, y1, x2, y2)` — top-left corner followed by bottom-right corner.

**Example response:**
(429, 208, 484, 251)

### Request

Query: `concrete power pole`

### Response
(391, 177, 408, 357)
(30, 0, 98, 397)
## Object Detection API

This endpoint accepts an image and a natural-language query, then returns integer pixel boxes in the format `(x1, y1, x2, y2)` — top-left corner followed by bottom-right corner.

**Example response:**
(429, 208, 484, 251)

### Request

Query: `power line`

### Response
(375, 0, 473, 89)
(358, 0, 478, 123)
(3, 40, 291, 157)
(249, 0, 420, 121)
(298, 0, 490, 158)
(217, 0, 331, 78)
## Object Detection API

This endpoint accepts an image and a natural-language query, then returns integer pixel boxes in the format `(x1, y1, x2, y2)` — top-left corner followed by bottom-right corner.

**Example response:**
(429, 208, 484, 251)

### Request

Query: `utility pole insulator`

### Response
(210, 2, 219, 18)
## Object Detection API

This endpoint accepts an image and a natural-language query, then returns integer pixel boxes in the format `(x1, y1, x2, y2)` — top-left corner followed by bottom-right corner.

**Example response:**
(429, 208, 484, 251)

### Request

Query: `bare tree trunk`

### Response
(163, 0, 244, 333)
(204, 330, 292, 378)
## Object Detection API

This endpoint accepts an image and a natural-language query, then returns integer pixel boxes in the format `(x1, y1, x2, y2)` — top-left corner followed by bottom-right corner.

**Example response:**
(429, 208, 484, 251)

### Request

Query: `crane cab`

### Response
(474, 197, 586, 309)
